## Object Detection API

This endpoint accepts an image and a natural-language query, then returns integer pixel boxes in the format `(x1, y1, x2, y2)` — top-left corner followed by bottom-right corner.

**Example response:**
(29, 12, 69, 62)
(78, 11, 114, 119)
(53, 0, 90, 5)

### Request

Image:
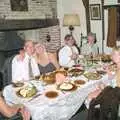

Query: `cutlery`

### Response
(7, 100, 16, 105)
(61, 90, 66, 94)
(28, 93, 42, 102)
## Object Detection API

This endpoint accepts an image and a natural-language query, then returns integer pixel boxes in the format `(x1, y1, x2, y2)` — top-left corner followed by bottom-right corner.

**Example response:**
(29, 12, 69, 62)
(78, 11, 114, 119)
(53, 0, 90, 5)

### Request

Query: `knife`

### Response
(28, 93, 42, 102)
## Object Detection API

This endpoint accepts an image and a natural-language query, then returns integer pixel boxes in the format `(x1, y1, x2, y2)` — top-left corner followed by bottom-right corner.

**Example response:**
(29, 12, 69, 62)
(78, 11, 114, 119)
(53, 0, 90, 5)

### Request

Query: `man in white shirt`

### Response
(58, 34, 79, 67)
(12, 40, 40, 82)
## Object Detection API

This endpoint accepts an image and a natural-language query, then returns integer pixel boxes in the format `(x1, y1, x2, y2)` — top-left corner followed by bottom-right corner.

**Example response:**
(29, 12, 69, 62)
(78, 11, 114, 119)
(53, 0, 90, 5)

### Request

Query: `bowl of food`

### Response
(16, 85, 37, 98)
(68, 68, 84, 77)
(12, 82, 24, 88)
(41, 73, 56, 84)
(45, 91, 58, 98)
(73, 80, 86, 86)
(55, 70, 68, 76)
(101, 54, 111, 63)
(97, 70, 106, 75)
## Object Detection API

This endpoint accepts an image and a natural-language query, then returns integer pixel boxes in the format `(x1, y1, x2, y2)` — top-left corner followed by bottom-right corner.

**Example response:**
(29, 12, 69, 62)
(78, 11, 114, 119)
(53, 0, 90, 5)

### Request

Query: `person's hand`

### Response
(19, 107, 31, 120)
(103, 64, 112, 75)
(97, 82, 106, 90)
(103, 64, 115, 80)
(88, 89, 102, 100)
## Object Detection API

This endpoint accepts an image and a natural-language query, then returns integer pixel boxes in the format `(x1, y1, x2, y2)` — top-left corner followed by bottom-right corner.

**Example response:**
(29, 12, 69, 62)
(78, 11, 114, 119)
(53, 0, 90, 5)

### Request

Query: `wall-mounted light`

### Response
(63, 14, 80, 35)
(46, 32, 51, 42)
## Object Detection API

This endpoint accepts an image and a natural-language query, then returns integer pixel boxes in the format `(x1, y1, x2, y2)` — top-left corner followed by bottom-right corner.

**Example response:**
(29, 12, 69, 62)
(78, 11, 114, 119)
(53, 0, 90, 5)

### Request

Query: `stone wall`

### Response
(38, 25, 61, 52)
(0, 0, 60, 52)
(0, 0, 57, 19)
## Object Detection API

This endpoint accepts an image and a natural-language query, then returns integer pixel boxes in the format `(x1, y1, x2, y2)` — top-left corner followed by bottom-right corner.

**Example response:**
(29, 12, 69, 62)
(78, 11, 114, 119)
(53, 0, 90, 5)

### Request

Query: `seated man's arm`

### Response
(0, 97, 31, 119)
(0, 97, 18, 118)
(12, 56, 20, 82)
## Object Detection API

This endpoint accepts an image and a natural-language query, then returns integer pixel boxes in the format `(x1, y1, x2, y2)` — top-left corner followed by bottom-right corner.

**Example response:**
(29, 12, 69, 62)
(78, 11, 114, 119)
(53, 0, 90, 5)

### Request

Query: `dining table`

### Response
(3, 64, 112, 120)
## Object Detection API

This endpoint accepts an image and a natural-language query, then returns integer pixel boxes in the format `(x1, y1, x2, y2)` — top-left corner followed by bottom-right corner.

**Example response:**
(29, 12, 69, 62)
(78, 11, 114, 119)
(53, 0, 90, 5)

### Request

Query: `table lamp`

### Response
(63, 14, 80, 35)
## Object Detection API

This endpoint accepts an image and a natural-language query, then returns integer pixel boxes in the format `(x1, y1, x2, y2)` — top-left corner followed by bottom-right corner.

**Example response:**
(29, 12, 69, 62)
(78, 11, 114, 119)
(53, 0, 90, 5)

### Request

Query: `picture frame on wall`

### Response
(90, 4, 101, 20)
(10, 0, 28, 11)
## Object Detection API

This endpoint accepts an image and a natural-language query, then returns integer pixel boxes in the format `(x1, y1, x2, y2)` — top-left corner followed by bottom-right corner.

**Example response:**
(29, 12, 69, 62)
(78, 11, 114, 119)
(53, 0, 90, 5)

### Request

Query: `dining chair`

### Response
(0, 72, 3, 90)
(1, 55, 15, 87)
(80, 33, 87, 48)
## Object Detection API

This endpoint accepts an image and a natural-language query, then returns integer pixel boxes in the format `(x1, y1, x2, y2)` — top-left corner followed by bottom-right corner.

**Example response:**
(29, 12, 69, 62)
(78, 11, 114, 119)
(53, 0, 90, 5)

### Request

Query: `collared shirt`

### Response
(81, 43, 98, 56)
(58, 45, 79, 67)
(12, 53, 40, 82)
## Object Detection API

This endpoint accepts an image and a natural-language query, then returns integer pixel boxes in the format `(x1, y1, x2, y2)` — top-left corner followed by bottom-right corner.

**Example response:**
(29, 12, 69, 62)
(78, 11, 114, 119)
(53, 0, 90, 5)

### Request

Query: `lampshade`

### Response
(63, 14, 80, 26)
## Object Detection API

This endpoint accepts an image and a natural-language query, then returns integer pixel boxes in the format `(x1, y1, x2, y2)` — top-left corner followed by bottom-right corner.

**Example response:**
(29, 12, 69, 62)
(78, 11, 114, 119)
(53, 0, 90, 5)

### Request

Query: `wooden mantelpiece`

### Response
(0, 19, 59, 31)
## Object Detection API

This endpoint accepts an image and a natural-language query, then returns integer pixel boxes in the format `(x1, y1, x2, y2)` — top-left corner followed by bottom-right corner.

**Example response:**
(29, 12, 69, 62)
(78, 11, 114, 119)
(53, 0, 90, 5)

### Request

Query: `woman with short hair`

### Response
(81, 32, 99, 56)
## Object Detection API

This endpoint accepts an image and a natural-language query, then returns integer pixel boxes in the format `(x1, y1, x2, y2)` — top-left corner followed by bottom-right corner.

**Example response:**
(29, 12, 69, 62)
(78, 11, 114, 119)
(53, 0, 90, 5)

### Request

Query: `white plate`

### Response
(59, 83, 73, 90)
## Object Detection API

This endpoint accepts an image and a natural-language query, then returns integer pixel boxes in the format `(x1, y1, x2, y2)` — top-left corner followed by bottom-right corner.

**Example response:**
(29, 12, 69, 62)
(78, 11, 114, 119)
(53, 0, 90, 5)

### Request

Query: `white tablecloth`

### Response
(3, 75, 110, 120)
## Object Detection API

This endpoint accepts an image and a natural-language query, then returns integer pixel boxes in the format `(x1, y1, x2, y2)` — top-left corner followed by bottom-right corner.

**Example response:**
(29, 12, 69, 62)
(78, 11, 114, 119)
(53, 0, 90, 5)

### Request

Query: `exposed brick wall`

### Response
(0, 0, 57, 19)
(38, 25, 61, 52)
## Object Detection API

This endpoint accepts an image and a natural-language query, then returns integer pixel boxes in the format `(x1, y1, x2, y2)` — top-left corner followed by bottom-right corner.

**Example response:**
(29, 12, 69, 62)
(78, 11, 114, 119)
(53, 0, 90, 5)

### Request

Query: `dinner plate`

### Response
(45, 91, 58, 98)
(97, 70, 106, 75)
(16, 86, 37, 98)
(12, 82, 24, 88)
(58, 82, 77, 91)
(84, 72, 102, 80)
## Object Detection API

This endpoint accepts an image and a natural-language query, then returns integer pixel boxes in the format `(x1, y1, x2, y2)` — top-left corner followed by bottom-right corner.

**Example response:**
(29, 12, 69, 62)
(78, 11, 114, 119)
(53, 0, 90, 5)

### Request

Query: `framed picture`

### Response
(10, 0, 28, 11)
(118, 0, 120, 3)
(90, 4, 101, 20)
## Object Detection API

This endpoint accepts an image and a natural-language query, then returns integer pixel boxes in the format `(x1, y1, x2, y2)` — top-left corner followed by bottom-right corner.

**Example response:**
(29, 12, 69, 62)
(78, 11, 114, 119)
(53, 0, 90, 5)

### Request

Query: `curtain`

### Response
(82, 0, 90, 33)
(107, 7, 117, 47)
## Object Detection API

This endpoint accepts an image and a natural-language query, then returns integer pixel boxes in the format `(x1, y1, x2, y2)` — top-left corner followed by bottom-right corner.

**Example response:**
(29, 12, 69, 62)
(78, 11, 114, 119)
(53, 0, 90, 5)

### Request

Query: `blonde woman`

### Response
(34, 43, 60, 74)
(85, 46, 120, 109)
(108, 47, 120, 87)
